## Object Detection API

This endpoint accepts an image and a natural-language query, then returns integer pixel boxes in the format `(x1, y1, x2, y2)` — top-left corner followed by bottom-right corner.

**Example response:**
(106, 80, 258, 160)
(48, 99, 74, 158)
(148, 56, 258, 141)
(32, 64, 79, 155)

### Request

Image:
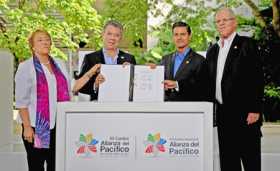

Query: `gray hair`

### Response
(103, 20, 123, 33)
(215, 7, 236, 19)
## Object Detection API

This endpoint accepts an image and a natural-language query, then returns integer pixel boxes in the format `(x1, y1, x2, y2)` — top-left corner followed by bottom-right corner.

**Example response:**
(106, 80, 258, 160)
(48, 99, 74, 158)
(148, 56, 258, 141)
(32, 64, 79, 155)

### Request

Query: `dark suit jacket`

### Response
(78, 49, 136, 100)
(205, 34, 264, 127)
(161, 49, 206, 101)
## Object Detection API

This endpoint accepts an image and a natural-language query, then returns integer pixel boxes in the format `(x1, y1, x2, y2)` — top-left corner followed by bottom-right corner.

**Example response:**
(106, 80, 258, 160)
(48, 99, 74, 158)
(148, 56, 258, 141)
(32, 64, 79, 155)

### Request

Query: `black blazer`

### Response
(78, 49, 136, 100)
(205, 34, 264, 126)
(161, 49, 206, 101)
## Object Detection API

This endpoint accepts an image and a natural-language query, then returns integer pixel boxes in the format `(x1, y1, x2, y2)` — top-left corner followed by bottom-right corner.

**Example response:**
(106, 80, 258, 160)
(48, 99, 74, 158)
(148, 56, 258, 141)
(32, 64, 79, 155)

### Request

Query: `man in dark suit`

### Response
(161, 21, 205, 101)
(78, 20, 136, 100)
(205, 8, 264, 171)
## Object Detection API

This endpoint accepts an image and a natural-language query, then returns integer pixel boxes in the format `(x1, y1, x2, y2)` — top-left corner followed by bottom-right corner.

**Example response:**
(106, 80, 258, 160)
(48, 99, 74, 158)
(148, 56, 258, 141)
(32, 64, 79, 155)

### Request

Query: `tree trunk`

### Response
(272, 0, 280, 37)
(243, 0, 267, 28)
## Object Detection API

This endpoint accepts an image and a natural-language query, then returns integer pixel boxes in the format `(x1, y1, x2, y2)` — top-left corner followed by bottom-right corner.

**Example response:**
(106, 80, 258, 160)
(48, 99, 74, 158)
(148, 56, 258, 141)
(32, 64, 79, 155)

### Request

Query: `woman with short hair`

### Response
(15, 29, 70, 171)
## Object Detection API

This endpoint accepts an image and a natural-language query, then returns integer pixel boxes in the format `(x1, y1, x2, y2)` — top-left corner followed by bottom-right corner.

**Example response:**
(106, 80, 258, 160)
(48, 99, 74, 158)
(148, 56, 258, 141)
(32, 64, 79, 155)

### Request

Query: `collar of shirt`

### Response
(173, 48, 191, 77)
(218, 32, 236, 48)
(175, 47, 191, 61)
(103, 48, 120, 65)
(215, 32, 236, 104)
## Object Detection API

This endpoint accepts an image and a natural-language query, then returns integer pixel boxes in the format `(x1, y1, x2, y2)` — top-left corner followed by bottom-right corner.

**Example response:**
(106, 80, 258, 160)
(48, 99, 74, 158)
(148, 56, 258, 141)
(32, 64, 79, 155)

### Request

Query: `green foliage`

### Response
(102, 0, 147, 46)
(101, 0, 148, 64)
(143, 25, 175, 63)
(142, 0, 274, 64)
(265, 84, 280, 100)
(258, 0, 272, 9)
(0, 0, 102, 60)
(142, 0, 217, 64)
(222, 0, 243, 7)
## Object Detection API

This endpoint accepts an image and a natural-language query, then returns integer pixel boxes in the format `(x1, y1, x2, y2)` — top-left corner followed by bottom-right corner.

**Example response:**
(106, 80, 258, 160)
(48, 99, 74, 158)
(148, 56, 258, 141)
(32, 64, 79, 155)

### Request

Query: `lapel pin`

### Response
(186, 60, 189, 64)
(234, 45, 238, 49)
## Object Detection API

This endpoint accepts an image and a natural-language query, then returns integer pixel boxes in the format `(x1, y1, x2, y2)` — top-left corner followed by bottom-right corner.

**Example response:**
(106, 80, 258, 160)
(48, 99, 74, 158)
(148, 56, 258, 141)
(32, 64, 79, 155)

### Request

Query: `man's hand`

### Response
(145, 63, 157, 69)
(122, 62, 130, 67)
(164, 80, 177, 90)
(247, 112, 260, 125)
(94, 74, 105, 88)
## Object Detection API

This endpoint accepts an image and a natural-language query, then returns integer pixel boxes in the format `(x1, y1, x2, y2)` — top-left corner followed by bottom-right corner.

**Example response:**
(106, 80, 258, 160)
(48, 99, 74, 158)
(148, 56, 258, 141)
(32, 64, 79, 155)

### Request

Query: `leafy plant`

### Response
(265, 84, 280, 99)
(139, 0, 218, 64)
(102, 0, 148, 63)
(0, 0, 102, 60)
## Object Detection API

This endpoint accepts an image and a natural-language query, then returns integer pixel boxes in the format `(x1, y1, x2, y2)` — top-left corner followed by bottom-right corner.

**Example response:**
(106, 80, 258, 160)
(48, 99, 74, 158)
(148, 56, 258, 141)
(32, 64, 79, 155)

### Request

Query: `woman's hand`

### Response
(19, 108, 33, 143)
(72, 64, 102, 93)
(88, 64, 101, 77)
(23, 125, 34, 143)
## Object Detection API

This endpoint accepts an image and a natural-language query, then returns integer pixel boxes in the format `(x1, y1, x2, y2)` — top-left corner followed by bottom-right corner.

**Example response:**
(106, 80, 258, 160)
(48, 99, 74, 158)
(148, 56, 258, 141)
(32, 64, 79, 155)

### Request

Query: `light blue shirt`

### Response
(103, 48, 119, 65)
(173, 48, 190, 77)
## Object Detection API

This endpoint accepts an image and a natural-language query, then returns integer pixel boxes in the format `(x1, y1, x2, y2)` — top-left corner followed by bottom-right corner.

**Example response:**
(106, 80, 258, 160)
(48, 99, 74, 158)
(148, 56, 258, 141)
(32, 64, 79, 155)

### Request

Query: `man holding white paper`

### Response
(161, 21, 206, 101)
(77, 20, 136, 101)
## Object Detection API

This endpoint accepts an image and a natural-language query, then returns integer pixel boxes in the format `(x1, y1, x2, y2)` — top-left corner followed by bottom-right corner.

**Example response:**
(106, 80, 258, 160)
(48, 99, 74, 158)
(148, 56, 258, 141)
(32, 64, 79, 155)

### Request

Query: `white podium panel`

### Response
(56, 102, 213, 171)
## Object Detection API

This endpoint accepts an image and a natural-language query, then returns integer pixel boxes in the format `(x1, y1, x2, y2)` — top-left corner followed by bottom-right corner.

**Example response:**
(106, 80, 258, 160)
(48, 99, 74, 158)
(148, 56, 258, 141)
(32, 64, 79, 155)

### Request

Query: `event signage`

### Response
(56, 102, 213, 171)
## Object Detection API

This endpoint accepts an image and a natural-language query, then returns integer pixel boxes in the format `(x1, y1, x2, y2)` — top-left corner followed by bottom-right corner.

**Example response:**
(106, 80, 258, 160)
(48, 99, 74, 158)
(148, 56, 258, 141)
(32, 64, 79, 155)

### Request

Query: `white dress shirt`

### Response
(15, 57, 69, 129)
(215, 32, 236, 104)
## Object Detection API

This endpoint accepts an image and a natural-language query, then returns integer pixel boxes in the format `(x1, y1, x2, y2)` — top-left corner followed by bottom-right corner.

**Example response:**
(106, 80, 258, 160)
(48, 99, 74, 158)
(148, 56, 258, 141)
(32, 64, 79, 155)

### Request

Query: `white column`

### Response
(0, 49, 13, 148)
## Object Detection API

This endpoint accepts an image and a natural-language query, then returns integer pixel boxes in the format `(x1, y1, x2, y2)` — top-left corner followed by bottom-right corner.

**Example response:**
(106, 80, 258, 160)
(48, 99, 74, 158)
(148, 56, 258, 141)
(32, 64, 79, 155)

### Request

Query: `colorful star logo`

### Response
(144, 133, 166, 156)
(76, 133, 98, 156)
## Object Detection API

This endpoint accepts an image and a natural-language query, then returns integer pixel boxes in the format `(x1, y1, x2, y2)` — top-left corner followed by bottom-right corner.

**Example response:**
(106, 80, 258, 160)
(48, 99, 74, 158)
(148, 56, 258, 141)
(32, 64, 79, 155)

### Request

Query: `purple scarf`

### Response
(33, 56, 70, 148)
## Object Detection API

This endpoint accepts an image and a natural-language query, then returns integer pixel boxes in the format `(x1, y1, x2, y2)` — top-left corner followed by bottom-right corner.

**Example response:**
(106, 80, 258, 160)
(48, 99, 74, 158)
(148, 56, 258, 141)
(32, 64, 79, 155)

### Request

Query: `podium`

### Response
(56, 102, 213, 171)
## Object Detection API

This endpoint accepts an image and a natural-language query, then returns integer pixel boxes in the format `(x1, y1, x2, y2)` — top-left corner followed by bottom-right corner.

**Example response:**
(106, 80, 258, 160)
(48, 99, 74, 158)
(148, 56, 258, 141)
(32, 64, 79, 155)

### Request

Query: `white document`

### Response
(98, 64, 131, 102)
(133, 65, 164, 102)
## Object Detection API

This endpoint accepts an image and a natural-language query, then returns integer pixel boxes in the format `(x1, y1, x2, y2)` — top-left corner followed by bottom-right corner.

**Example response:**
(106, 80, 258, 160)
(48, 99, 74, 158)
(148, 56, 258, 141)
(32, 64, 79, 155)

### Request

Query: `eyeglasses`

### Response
(215, 18, 234, 24)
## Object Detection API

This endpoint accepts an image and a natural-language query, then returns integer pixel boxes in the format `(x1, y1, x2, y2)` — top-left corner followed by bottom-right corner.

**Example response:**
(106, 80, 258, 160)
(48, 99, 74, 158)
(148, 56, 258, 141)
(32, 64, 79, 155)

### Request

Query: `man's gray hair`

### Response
(103, 20, 123, 33)
(215, 7, 236, 18)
